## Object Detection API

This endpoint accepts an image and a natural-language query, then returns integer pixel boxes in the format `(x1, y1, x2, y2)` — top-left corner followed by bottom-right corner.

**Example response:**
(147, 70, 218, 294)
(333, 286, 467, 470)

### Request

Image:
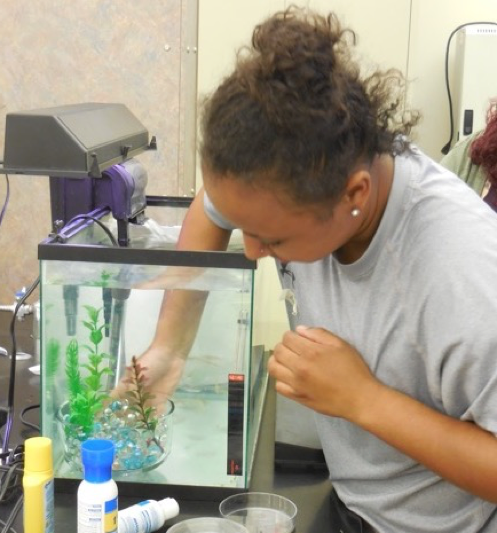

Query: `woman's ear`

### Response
(344, 169, 371, 211)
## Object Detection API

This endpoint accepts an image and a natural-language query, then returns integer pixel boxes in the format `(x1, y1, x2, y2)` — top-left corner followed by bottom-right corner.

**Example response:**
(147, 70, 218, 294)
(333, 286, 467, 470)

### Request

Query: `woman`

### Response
(441, 100, 497, 211)
(137, 8, 497, 532)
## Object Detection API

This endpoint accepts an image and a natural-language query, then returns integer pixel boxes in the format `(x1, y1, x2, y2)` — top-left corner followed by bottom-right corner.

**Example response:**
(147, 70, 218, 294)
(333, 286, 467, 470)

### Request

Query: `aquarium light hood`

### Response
(0, 102, 156, 178)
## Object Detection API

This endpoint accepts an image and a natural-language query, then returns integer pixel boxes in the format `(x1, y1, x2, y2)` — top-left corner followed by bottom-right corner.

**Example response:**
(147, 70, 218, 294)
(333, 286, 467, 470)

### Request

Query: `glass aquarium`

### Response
(39, 199, 268, 499)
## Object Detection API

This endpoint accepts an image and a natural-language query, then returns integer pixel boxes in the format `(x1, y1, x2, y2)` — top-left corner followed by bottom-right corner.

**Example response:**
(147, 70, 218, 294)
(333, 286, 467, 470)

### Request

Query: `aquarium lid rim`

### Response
(37, 242, 257, 269)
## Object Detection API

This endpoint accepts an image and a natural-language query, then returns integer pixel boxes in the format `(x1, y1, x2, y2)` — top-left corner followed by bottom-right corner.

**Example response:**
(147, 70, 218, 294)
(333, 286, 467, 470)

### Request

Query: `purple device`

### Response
(49, 158, 148, 246)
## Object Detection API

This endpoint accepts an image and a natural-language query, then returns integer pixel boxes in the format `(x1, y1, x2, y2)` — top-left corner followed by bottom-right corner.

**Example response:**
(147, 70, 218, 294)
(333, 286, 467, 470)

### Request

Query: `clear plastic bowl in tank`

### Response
(57, 398, 174, 472)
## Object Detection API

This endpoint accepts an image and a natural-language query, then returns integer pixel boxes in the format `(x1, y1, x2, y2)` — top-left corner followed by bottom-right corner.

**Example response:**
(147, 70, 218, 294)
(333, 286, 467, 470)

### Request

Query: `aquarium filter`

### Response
(1, 103, 156, 338)
(49, 157, 149, 245)
(1, 101, 155, 238)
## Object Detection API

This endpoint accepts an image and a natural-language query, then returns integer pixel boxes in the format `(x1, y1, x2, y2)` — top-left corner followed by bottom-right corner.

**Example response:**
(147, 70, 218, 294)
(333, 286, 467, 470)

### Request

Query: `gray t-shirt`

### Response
(204, 147, 497, 532)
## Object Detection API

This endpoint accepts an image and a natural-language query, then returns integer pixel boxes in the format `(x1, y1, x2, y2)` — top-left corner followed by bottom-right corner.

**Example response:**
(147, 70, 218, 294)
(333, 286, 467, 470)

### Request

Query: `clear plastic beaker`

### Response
(219, 492, 297, 533)
(167, 517, 249, 533)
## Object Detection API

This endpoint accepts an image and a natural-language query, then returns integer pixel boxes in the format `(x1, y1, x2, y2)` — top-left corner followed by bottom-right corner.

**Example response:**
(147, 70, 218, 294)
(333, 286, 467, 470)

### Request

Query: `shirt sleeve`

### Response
(439, 133, 487, 195)
(203, 191, 237, 230)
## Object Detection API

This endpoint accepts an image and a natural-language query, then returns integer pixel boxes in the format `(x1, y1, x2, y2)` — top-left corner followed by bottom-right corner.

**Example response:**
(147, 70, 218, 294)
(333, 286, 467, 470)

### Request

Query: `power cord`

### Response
(441, 22, 497, 155)
(19, 405, 40, 434)
(61, 214, 119, 247)
(0, 491, 22, 533)
(1, 278, 40, 461)
(0, 173, 10, 227)
(0, 443, 23, 533)
(0, 445, 23, 502)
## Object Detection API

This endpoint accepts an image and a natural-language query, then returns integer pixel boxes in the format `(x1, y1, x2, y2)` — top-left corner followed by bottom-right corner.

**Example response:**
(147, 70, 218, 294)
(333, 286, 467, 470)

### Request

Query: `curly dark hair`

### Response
(200, 7, 420, 205)
(470, 104, 497, 187)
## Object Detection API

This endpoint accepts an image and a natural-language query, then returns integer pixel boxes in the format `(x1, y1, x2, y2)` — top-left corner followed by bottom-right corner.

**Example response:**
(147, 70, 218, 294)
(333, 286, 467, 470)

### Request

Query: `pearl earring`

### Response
(351, 208, 361, 217)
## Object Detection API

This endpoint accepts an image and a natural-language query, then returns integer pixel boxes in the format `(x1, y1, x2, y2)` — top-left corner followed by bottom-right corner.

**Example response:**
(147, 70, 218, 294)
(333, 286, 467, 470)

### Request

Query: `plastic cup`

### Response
(219, 492, 297, 533)
(167, 517, 249, 533)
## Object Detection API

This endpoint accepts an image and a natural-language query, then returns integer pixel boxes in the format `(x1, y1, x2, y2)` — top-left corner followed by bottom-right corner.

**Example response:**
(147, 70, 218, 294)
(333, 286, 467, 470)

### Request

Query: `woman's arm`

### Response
(150, 188, 232, 355)
(358, 377, 497, 503)
(114, 188, 232, 401)
(268, 325, 497, 503)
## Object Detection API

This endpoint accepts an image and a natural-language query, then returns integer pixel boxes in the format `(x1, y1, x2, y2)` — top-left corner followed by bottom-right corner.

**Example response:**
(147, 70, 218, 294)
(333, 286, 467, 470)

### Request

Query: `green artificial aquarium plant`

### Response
(64, 305, 114, 435)
(46, 338, 60, 384)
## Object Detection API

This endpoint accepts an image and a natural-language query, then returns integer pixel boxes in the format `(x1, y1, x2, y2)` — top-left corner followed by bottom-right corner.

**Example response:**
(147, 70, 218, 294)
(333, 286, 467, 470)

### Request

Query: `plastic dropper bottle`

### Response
(118, 498, 180, 533)
(23, 436, 55, 533)
(78, 439, 118, 533)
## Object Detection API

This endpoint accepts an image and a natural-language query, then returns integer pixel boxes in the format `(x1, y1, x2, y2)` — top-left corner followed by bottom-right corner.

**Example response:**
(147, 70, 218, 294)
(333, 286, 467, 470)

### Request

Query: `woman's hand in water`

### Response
(112, 345, 186, 412)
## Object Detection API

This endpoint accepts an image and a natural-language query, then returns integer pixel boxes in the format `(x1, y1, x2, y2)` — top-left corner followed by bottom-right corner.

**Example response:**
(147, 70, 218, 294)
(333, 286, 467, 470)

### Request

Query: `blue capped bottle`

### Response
(77, 439, 118, 533)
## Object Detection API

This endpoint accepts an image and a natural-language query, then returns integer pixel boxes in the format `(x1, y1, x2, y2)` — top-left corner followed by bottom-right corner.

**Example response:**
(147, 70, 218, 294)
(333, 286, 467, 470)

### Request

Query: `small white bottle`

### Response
(118, 498, 180, 533)
(78, 439, 118, 533)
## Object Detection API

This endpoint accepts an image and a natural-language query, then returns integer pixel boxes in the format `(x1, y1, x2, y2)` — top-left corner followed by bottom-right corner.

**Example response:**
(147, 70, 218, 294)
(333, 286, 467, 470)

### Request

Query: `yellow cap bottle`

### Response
(23, 437, 55, 533)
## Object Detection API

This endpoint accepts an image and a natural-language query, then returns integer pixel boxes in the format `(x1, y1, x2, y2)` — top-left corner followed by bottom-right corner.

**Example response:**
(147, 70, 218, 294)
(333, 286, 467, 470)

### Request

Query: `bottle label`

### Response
(118, 501, 162, 533)
(44, 479, 55, 533)
(104, 498, 118, 533)
(78, 497, 118, 533)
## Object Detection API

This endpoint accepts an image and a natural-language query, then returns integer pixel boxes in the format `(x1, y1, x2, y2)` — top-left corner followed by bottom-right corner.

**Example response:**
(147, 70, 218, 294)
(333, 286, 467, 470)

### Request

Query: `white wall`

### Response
(198, 0, 411, 118)
(306, 0, 411, 72)
(198, 0, 497, 160)
(407, 0, 497, 160)
(197, 0, 285, 96)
